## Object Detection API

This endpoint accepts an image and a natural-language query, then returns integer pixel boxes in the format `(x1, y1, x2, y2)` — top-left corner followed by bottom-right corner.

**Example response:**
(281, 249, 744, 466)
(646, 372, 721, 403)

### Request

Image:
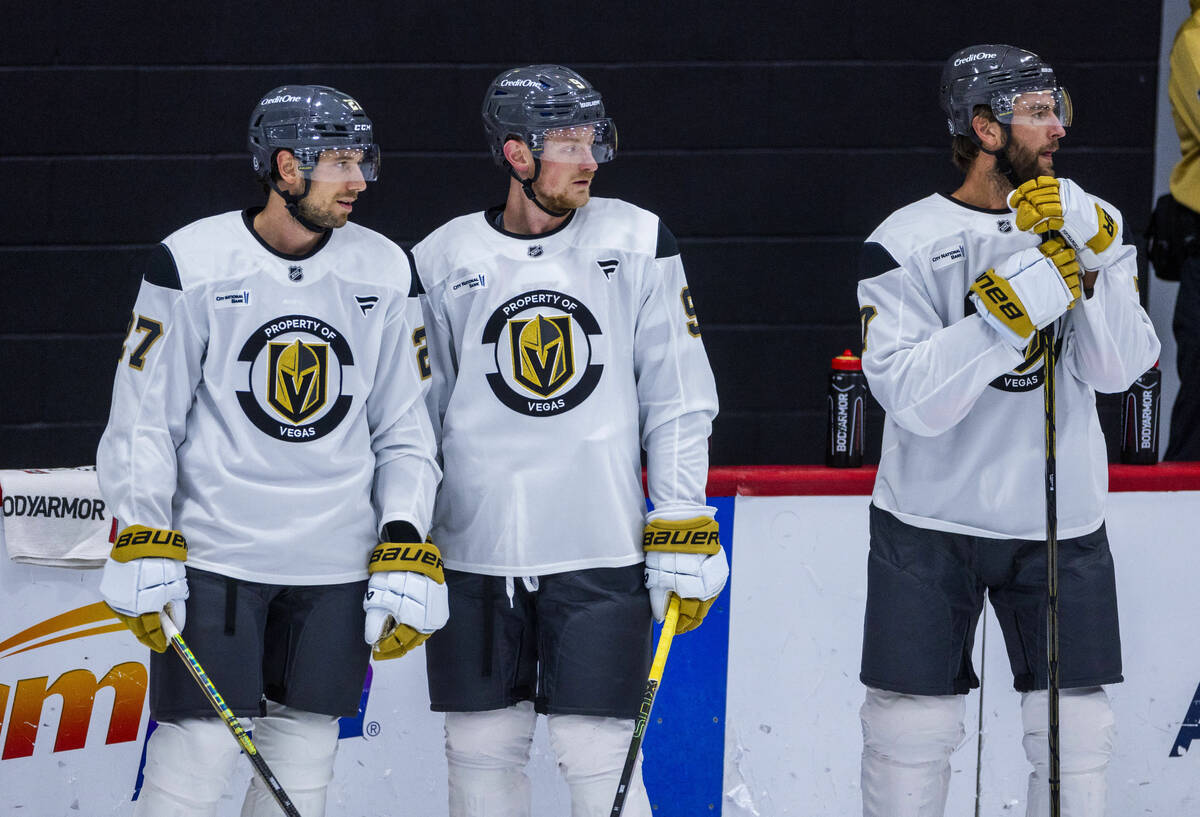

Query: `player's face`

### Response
(298, 149, 369, 229)
(533, 128, 599, 211)
(1006, 92, 1067, 184)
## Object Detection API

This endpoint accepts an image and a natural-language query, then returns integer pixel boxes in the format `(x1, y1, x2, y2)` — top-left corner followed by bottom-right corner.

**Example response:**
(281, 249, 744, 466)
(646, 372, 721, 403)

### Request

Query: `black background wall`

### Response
(0, 2, 1161, 469)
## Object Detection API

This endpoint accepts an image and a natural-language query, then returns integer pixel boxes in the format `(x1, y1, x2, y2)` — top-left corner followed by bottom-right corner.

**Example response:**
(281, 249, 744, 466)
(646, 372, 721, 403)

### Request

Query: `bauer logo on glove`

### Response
(363, 537, 450, 661)
(642, 515, 729, 634)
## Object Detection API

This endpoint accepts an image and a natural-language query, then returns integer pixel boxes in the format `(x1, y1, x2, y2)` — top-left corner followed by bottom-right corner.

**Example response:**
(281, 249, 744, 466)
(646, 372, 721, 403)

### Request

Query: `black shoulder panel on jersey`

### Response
(858, 241, 901, 282)
(402, 246, 424, 296)
(655, 220, 680, 259)
(381, 520, 421, 543)
(143, 243, 182, 290)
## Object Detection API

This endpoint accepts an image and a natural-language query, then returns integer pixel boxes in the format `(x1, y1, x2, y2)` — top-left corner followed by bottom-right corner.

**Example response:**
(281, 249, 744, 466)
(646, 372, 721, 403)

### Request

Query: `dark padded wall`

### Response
(0, 3, 1160, 468)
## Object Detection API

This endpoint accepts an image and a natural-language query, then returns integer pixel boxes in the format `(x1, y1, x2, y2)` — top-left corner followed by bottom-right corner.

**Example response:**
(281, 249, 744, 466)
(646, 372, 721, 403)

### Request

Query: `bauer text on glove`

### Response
(363, 538, 449, 660)
(643, 516, 729, 634)
(99, 525, 189, 653)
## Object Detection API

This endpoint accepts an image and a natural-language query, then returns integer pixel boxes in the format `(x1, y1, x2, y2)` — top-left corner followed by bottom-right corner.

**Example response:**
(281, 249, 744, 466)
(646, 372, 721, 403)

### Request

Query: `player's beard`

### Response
(297, 196, 350, 230)
(533, 175, 593, 213)
(1005, 136, 1057, 186)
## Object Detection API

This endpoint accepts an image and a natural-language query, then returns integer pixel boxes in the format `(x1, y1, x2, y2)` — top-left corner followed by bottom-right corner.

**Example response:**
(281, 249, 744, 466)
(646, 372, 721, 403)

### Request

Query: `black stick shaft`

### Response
(1042, 327, 1061, 817)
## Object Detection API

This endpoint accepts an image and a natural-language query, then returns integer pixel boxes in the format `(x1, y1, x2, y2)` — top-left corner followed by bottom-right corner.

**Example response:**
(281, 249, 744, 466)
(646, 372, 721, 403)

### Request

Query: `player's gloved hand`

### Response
(363, 537, 449, 660)
(1009, 176, 1121, 269)
(643, 516, 729, 635)
(98, 525, 189, 653)
(969, 246, 1072, 349)
(1038, 235, 1083, 305)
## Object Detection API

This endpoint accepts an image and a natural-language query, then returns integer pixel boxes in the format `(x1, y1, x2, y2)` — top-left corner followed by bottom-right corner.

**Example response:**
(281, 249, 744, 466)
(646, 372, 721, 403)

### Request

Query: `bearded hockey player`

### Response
(412, 65, 727, 817)
(96, 85, 443, 816)
(854, 46, 1159, 817)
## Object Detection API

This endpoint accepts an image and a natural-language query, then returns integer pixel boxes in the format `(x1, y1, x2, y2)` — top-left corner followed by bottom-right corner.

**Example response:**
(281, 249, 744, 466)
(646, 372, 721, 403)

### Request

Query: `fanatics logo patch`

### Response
(597, 259, 619, 280)
(481, 289, 604, 417)
(355, 295, 379, 315)
(214, 290, 252, 309)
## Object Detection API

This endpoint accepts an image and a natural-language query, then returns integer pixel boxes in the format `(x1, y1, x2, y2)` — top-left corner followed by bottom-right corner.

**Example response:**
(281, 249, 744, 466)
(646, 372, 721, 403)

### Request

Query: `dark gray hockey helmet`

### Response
(248, 85, 380, 181)
(481, 65, 617, 166)
(939, 45, 1071, 139)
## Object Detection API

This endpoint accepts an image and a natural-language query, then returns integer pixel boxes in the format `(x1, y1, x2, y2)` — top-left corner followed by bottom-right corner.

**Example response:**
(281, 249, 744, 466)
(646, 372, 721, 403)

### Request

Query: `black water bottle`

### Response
(826, 349, 866, 467)
(1120, 362, 1161, 464)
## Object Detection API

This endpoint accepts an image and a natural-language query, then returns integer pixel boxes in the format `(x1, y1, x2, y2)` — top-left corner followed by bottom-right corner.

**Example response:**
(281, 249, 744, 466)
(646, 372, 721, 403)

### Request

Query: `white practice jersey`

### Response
(858, 191, 1159, 539)
(414, 198, 719, 575)
(98, 210, 440, 585)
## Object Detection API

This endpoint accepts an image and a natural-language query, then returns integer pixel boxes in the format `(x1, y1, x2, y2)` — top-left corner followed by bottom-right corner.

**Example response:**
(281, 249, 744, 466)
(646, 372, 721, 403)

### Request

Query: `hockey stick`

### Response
(610, 593, 681, 817)
(158, 608, 302, 817)
(1040, 326, 1061, 817)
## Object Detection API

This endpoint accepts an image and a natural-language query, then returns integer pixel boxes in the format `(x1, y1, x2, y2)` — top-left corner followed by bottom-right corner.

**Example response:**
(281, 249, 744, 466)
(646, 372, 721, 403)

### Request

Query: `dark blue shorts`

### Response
(860, 504, 1122, 695)
(149, 567, 371, 720)
(425, 563, 652, 718)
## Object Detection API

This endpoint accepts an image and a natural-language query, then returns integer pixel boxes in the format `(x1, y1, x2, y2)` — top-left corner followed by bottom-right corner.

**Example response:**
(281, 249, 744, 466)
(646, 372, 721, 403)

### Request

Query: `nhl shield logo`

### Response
(997, 219, 1013, 234)
(510, 314, 574, 397)
(267, 339, 329, 423)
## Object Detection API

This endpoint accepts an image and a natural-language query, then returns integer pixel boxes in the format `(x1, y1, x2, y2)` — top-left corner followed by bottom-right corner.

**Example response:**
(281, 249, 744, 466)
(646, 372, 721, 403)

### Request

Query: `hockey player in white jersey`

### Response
(856, 46, 1159, 817)
(96, 85, 444, 816)
(413, 65, 727, 817)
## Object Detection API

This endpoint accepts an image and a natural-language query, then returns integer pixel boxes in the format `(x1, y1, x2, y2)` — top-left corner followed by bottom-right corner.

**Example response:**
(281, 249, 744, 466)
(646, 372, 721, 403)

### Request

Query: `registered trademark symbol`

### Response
(366, 721, 381, 737)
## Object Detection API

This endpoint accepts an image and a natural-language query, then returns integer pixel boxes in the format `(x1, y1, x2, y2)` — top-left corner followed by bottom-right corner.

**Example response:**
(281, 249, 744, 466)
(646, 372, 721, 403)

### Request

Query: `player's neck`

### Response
(951, 159, 1013, 211)
(500, 182, 570, 236)
(253, 194, 326, 256)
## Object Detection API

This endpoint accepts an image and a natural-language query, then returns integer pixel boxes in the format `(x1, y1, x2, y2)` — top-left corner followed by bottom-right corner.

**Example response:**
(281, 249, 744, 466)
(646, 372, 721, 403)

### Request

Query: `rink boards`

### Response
(1, 465, 1199, 815)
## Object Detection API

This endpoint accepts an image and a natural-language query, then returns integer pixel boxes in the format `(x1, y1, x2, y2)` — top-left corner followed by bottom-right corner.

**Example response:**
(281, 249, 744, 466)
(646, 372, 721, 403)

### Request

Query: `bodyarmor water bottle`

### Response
(826, 349, 866, 467)
(1120, 362, 1161, 464)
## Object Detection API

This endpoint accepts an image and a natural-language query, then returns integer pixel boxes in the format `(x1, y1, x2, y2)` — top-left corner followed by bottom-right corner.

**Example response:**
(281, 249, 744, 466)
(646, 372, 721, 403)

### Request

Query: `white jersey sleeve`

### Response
(1059, 197, 1160, 392)
(98, 245, 207, 531)
(635, 227, 717, 518)
(369, 250, 442, 539)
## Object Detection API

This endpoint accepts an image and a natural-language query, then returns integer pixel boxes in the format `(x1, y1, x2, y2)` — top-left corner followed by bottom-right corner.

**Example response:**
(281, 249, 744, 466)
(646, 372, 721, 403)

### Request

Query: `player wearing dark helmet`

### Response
(413, 65, 724, 816)
(96, 85, 443, 816)
(855, 46, 1157, 817)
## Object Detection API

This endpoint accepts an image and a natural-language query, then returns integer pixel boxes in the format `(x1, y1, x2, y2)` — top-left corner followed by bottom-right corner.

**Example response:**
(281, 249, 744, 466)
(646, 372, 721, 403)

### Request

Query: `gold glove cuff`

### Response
(110, 525, 188, 563)
(367, 540, 445, 584)
(642, 516, 720, 555)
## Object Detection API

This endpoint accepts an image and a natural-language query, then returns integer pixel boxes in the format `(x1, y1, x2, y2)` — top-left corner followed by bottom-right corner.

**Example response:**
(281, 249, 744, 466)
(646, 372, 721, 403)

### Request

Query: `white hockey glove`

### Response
(363, 538, 449, 661)
(1009, 176, 1121, 270)
(643, 516, 729, 635)
(969, 247, 1072, 349)
(99, 525, 189, 653)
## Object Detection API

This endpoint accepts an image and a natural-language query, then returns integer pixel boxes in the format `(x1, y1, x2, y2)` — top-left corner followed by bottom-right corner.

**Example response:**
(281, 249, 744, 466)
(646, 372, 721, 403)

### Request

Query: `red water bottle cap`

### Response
(832, 349, 862, 371)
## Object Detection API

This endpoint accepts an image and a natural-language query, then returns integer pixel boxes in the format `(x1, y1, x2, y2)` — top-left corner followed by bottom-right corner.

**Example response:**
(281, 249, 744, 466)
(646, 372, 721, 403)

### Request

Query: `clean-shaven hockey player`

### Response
(413, 65, 727, 817)
(97, 86, 444, 816)
(856, 46, 1159, 817)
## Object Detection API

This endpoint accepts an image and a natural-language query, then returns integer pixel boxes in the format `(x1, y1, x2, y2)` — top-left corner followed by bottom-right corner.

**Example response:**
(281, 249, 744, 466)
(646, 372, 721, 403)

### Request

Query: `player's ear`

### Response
(275, 150, 302, 187)
(973, 114, 1003, 152)
(502, 139, 533, 174)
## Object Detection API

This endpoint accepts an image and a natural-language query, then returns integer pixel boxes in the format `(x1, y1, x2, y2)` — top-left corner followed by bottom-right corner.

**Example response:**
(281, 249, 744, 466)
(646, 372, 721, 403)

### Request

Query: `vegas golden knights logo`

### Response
(268, 339, 328, 423)
(510, 314, 575, 397)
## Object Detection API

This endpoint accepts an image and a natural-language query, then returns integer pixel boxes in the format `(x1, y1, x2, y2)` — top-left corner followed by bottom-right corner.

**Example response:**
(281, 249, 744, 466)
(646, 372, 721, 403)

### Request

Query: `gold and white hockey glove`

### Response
(643, 516, 729, 635)
(98, 525, 189, 653)
(1037, 235, 1083, 305)
(1009, 176, 1121, 269)
(363, 538, 449, 661)
(969, 246, 1072, 349)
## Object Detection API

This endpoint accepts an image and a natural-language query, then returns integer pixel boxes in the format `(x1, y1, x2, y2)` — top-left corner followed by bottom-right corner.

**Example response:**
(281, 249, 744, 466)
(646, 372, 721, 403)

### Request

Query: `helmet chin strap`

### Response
(978, 126, 1022, 189)
(508, 157, 571, 218)
(267, 176, 331, 235)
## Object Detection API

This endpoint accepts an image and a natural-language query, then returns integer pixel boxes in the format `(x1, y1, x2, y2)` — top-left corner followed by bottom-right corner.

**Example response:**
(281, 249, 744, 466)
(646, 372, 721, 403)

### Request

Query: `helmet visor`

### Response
(298, 145, 381, 183)
(992, 88, 1072, 129)
(533, 119, 617, 165)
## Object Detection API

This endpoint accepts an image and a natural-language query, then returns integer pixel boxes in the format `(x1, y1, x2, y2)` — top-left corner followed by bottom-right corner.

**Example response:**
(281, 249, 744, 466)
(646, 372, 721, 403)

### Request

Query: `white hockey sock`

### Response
(860, 687, 965, 817)
(1021, 687, 1114, 817)
(546, 714, 650, 817)
(445, 702, 538, 817)
(240, 702, 340, 817)
(134, 717, 244, 817)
